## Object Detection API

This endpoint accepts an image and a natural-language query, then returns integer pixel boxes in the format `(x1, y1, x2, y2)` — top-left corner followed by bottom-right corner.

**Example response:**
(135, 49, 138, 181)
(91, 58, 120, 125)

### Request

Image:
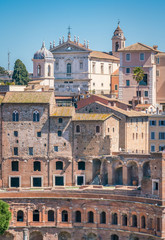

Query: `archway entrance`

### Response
(0, 233, 14, 240)
(114, 167, 123, 185)
(87, 233, 97, 240)
(127, 162, 138, 186)
(58, 232, 71, 240)
(29, 231, 43, 240)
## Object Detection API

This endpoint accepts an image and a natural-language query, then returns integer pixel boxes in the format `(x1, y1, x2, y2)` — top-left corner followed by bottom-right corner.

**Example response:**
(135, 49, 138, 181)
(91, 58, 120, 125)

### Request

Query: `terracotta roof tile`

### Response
(72, 113, 113, 121)
(90, 51, 119, 61)
(2, 92, 53, 104)
(118, 42, 160, 52)
(51, 107, 75, 117)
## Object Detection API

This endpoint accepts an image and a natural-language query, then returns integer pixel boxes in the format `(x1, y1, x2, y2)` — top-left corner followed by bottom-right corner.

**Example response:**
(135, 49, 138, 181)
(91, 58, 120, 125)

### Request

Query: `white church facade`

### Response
(31, 25, 125, 96)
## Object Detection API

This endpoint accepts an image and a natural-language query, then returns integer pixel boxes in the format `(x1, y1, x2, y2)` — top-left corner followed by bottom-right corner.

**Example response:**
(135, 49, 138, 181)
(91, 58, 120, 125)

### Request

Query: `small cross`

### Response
(118, 19, 120, 25)
(67, 25, 72, 35)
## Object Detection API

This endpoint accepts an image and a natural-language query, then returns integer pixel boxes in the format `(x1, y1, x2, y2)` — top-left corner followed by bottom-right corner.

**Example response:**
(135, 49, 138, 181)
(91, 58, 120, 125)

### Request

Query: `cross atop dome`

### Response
(67, 25, 72, 41)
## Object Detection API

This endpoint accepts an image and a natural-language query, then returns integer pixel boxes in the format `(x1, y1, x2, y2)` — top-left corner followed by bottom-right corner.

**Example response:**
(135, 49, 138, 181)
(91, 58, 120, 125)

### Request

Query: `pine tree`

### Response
(12, 59, 29, 85)
(0, 200, 11, 235)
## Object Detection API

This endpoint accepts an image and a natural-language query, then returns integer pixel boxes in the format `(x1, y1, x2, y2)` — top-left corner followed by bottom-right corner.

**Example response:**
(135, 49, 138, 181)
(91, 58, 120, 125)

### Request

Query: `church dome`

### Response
(33, 42, 54, 59)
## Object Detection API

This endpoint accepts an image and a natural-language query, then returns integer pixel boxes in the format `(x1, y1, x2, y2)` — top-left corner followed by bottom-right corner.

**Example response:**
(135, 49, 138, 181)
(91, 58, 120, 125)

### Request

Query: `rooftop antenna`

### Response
(8, 51, 10, 71)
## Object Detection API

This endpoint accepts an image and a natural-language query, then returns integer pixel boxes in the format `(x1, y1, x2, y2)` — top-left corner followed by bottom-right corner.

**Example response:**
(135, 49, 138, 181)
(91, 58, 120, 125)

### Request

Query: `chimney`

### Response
(153, 45, 158, 50)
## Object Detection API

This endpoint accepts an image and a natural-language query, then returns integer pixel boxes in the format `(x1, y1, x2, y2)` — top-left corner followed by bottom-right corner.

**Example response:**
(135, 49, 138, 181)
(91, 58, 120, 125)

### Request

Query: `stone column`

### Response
(108, 161, 112, 185)
(23, 228, 29, 240)
(138, 163, 143, 186)
(123, 162, 128, 185)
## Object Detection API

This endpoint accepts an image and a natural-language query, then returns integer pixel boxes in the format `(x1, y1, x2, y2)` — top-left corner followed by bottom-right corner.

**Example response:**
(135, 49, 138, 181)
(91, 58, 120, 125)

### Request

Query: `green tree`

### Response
(0, 200, 11, 235)
(133, 67, 145, 105)
(0, 66, 8, 75)
(12, 59, 29, 85)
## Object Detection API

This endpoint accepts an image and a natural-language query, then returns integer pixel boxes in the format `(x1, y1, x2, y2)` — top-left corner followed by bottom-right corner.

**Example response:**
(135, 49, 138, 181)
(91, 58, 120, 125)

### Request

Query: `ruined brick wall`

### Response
(1, 193, 162, 240)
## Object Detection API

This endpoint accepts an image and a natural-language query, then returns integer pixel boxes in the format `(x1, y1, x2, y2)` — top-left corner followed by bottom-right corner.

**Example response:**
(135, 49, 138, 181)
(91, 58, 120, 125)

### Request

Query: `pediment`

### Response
(50, 41, 91, 54)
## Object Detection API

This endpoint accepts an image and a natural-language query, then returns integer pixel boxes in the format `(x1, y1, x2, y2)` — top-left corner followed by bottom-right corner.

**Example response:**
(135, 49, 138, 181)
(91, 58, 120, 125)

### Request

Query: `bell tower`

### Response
(112, 22, 126, 58)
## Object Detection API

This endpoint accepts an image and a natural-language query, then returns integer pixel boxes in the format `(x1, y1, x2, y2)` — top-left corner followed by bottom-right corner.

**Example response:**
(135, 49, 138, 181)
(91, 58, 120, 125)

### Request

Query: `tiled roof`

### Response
(28, 80, 42, 84)
(90, 51, 119, 61)
(51, 107, 75, 117)
(136, 104, 152, 108)
(2, 92, 53, 104)
(0, 94, 5, 104)
(95, 95, 131, 106)
(118, 42, 160, 52)
(96, 102, 148, 117)
(72, 113, 113, 121)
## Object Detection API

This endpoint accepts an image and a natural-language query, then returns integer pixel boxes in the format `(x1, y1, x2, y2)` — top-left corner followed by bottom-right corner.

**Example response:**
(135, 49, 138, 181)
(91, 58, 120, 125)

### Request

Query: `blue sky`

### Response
(0, 0, 165, 72)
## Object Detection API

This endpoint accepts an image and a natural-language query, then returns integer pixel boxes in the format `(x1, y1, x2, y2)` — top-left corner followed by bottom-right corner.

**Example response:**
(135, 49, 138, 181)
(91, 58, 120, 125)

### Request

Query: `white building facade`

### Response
(50, 33, 119, 96)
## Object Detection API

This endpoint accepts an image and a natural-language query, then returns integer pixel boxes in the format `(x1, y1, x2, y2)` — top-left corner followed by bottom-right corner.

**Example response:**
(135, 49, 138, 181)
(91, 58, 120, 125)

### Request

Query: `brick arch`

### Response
(58, 232, 71, 240)
(112, 160, 124, 185)
(127, 161, 139, 186)
(0, 232, 14, 240)
(87, 233, 97, 240)
(29, 231, 43, 240)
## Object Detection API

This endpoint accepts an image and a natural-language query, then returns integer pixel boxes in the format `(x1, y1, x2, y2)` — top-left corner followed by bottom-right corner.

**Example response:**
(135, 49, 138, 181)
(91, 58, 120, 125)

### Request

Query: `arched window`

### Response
(48, 65, 51, 76)
(17, 210, 24, 222)
(62, 210, 68, 222)
(78, 161, 85, 170)
(88, 211, 94, 223)
(76, 125, 80, 133)
(59, 118, 63, 123)
(100, 211, 106, 224)
(96, 126, 100, 133)
(56, 161, 63, 170)
(12, 110, 19, 122)
(58, 130, 62, 137)
(111, 234, 119, 240)
(33, 110, 40, 122)
(122, 214, 127, 226)
(141, 215, 146, 228)
(112, 213, 118, 225)
(33, 161, 41, 171)
(132, 215, 137, 227)
(75, 211, 81, 222)
(115, 42, 119, 52)
(37, 65, 41, 76)
(67, 63, 71, 75)
(48, 210, 54, 222)
(33, 210, 39, 222)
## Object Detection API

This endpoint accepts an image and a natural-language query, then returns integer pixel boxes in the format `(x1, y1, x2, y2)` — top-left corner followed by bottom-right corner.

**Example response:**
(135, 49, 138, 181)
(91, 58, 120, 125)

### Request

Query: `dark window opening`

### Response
(132, 215, 137, 227)
(96, 126, 100, 133)
(122, 214, 127, 226)
(54, 146, 58, 152)
(157, 218, 160, 231)
(48, 210, 54, 222)
(12, 161, 19, 171)
(78, 161, 85, 170)
(141, 216, 146, 228)
(136, 91, 141, 97)
(17, 210, 24, 222)
(33, 177, 42, 187)
(14, 147, 18, 156)
(58, 131, 62, 137)
(112, 213, 118, 225)
(153, 181, 159, 190)
(76, 125, 80, 133)
(55, 176, 64, 186)
(29, 147, 33, 156)
(33, 111, 40, 122)
(14, 131, 18, 137)
(12, 111, 19, 122)
(62, 210, 68, 222)
(88, 211, 94, 223)
(59, 118, 63, 123)
(34, 161, 41, 171)
(77, 176, 84, 185)
(111, 234, 119, 240)
(37, 132, 41, 137)
(139, 74, 147, 85)
(56, 161, 63, 170)
(75, 211, 81, 223)
(33, 210, 39, 222)
(115, 42, 119, 52)
(100, 211, 106, 224)
(11, 177, 19, 187)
